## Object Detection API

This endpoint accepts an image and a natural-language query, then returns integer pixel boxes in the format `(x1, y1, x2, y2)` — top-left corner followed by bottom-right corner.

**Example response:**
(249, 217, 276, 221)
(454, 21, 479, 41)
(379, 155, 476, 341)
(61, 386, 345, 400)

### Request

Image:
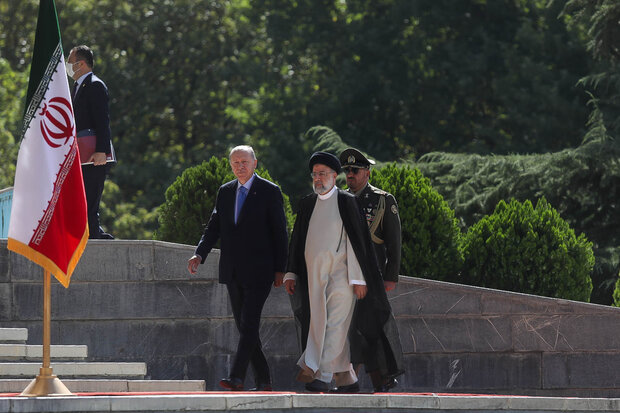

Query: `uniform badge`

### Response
(348, 155, 355, 164)
(391, 204, 398, 214)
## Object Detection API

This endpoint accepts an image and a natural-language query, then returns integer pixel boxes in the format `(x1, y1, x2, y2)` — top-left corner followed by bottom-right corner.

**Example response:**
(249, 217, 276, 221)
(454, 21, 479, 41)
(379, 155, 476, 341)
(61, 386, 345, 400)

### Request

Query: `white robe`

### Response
(290, 186, 365, 383)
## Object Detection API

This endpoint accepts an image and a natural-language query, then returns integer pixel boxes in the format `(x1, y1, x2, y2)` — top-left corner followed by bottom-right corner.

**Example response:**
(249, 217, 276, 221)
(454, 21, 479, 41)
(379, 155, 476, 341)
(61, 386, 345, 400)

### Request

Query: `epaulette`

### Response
(368, 184, 388, 196)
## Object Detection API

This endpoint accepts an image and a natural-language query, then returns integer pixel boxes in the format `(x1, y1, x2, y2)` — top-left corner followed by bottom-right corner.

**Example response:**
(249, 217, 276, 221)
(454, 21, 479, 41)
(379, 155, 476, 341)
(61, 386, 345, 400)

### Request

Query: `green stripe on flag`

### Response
(22, 0, 63, 139)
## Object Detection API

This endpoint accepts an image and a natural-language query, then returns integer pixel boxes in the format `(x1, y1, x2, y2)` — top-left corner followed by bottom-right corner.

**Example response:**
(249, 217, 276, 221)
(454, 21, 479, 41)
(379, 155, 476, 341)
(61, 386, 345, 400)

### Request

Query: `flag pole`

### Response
(20, 269, 73, 396)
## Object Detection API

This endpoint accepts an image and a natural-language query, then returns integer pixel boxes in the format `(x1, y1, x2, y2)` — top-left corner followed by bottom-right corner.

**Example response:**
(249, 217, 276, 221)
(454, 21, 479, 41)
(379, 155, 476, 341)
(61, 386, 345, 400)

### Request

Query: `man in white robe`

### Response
(284, 152, 370, 393)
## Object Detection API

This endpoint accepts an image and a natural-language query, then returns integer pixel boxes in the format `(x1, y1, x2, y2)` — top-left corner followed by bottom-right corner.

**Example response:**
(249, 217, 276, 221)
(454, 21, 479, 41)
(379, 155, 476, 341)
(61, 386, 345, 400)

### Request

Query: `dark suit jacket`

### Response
(73, 73, 112, 154)
(195, 174, 288, 287)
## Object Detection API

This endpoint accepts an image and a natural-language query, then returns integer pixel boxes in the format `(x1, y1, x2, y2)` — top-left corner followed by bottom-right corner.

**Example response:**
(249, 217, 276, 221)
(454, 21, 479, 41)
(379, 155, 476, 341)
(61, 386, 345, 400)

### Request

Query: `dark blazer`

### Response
(195, 174, 288, 286)
(73, 73, 112, 154)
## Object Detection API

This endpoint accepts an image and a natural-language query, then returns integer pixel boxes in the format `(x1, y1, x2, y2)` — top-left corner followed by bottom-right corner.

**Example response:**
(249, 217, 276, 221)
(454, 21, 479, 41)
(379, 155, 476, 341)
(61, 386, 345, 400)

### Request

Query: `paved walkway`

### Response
(1, 391, 619, 413)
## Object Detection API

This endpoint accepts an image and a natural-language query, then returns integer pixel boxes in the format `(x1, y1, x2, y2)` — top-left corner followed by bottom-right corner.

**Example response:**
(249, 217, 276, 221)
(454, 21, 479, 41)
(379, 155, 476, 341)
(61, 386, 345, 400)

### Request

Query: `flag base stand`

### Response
(19, 270, 74, 397)
(20, 367, 73, 397)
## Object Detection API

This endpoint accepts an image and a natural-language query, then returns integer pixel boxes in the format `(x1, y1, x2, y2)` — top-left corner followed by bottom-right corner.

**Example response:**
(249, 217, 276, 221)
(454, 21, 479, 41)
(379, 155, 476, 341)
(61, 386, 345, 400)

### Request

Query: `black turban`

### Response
(308, 151, 341, 173)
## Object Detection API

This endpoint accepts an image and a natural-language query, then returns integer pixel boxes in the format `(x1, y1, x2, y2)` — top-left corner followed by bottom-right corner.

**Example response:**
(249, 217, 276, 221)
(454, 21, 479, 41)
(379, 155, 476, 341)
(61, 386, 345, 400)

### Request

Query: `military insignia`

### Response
(348, 155, 355, 164)
(391, 204, 398, 214)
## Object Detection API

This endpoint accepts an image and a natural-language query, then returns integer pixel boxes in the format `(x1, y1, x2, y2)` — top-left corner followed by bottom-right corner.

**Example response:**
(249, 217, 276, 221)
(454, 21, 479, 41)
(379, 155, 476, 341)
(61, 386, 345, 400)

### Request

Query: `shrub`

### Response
(413, 137, 620, 304)
(156, 156, 294, 245)
(461, 197, 594, 301)
(613, 275, 620, 307)
(369, 163, 463, 281)
(100, 180, 158, 240)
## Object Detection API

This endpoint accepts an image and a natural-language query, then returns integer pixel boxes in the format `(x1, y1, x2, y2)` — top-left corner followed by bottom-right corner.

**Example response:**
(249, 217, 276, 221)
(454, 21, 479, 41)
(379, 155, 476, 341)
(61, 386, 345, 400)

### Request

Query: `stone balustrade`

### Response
(1, 239, 619, 396)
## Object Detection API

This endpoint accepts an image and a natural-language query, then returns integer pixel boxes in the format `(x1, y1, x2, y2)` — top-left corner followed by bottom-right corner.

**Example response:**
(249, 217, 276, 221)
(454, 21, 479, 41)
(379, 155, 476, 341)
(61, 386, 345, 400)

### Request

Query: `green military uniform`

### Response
(340, 147, 404, 392)
(353, 183, 402, 283)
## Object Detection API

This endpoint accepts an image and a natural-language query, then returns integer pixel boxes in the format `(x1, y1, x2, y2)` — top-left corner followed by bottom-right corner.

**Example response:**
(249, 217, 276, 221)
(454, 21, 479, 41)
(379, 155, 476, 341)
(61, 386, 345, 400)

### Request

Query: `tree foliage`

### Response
(0, 0, 615, 298)
(0, 58, 25, 189)
(369, 163, 463, 281)
(100, 180, 158, 240)
(412, 134, 620, 304)
(461, 198, 594, 302)
(2, 0, 595, 209)
(244, 0, 594, 202)
(560, 0, 620, 139)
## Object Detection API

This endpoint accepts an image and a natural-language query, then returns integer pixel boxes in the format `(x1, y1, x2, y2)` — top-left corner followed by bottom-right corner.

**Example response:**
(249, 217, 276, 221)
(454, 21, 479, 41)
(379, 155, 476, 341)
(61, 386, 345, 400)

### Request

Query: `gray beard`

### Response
(313, 177, 335, 195)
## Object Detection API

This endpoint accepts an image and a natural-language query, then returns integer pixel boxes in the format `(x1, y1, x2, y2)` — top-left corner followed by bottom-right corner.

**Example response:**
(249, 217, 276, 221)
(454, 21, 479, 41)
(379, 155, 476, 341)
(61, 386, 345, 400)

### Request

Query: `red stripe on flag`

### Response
(28, 144, 88, 287)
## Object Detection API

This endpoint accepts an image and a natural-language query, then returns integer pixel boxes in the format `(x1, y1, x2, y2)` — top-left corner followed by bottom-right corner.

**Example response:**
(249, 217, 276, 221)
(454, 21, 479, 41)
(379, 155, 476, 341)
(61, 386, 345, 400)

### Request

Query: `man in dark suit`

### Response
(187, 145, 288, 391)
(67, 45, 113, 239)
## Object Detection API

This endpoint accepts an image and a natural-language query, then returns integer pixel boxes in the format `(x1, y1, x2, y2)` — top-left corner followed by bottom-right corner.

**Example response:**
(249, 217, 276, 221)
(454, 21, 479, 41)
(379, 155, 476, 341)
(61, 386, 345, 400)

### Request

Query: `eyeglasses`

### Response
(343, 167, 365, 175)
(310, 171, 331, 179)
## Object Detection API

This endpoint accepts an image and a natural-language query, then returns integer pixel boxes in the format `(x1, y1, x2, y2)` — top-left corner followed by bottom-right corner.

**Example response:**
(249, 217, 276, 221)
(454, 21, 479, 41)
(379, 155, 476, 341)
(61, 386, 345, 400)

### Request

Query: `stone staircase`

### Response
(0, 327, 204, 393)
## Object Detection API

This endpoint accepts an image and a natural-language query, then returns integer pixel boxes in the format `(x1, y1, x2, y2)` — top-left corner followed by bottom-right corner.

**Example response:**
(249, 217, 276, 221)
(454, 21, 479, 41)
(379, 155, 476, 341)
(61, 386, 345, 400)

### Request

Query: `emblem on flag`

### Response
(39, 97, 74, 148)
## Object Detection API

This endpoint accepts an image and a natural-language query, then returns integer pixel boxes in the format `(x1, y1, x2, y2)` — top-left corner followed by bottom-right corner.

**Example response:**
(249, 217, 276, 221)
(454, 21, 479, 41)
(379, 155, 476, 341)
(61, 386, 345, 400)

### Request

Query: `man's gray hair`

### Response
(229, 145, 256, 160)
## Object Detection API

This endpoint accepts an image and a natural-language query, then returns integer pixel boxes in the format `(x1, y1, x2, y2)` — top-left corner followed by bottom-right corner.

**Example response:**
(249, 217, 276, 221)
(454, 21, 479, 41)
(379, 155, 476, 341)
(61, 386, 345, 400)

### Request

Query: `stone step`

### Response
(0, 362, 146, 378)
(0, 379, 205, 393)
(0, 328, 28, 343)
(0, 343, 88, 360)
(0, 393, 619, 413)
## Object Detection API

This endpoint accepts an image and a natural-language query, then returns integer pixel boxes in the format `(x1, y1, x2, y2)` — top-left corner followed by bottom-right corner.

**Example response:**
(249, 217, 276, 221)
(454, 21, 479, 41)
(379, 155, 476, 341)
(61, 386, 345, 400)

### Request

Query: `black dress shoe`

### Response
(374, 378, 398, 393)
(249, 382, 273, 391)
(219, 377, 243, 391)
(90, 232, 114, 240)
(305, 379, 329, 392)
(330, 381, 360, 393)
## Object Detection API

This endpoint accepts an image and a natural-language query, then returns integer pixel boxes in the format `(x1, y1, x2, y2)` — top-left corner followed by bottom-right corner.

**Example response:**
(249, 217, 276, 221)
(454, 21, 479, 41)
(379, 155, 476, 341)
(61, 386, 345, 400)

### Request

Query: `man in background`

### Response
(67, 45, 113, 239)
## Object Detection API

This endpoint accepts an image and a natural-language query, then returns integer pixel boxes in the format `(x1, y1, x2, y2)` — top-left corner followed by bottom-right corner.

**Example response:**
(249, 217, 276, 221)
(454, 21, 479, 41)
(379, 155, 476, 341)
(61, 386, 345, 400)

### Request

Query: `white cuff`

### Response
(350, 279, 367, 286)
(284, 272, 297, 282)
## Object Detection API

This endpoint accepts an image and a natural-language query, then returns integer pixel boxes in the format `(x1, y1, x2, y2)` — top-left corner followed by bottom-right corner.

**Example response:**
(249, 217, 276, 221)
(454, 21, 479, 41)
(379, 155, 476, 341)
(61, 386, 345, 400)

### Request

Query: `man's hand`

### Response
(285, 279, 296, 295)
(274, 272, 285, 287)
(187, 255, 201, 274)
(384, 281, 396, 292)
(353, 284, 367, 299)
(89, 152, 107, 166)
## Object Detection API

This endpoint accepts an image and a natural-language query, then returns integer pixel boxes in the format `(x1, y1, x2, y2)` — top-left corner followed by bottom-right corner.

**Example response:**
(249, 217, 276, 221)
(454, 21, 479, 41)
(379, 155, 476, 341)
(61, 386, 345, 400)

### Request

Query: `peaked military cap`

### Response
(339, 148, 376, 168)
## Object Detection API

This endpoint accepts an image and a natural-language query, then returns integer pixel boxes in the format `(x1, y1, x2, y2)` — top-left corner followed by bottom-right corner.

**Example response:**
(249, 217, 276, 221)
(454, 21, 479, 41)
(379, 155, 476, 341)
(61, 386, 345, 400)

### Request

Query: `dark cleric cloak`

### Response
(287, 189, 404, 379)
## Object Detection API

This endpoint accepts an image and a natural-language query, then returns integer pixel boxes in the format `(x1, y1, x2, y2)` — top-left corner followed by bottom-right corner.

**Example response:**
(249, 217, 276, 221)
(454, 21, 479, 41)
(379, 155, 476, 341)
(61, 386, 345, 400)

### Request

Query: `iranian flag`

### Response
(7, 0, 88, 288)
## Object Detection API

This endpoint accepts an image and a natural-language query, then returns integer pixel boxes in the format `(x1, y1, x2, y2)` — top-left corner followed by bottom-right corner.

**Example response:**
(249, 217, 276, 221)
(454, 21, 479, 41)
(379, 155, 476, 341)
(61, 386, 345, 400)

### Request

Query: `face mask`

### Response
(65, 61, 77, 77)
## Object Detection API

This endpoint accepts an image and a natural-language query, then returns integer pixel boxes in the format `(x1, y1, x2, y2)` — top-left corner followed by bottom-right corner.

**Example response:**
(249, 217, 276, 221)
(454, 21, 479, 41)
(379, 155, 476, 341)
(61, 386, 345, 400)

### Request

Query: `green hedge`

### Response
(461, 197, 594, 301)
(156, 156, 294, 245)
(613, 276, 620, 307)
(369, 163, 463, 281)
(100, 180, 158, 240)
(414, 138, 620, 304)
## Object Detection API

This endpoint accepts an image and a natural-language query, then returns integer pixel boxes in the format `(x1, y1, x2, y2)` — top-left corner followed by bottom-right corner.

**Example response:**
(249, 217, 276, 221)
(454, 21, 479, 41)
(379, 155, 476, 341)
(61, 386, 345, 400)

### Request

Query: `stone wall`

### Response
(1, 239, 619, 396)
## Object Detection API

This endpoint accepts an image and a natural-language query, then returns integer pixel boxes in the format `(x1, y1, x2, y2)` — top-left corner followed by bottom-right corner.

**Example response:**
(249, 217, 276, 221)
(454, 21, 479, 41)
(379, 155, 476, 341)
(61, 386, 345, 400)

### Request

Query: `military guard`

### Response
(339, 147, 404, 392)
(340, 148, 401, 290)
